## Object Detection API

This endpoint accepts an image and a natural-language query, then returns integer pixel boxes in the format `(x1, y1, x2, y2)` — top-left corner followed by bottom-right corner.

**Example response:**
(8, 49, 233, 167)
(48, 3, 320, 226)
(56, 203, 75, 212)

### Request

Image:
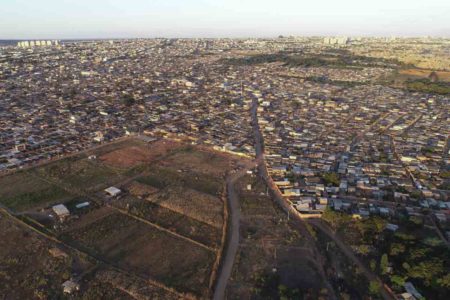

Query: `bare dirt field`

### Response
(112, 195, 222, 248)
(36, 157, 124, 192)
(62, 211, 215, 297)
(136, 180, 224, 228)
(100, 139, 182, 169)
(0, 137, 242, 299)
(164, 147, 237, 177)
(226, 175, 328, 299)
(398, 68, 450, 82)
(81, 269, 180, 300)
(0, 212, 93, 299)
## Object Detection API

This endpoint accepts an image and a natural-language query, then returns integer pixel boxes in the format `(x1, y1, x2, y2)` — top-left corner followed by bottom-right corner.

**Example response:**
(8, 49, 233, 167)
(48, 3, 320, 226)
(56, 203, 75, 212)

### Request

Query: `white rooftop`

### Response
(52, 204, 70, 217)
(104, 186, 121, 196)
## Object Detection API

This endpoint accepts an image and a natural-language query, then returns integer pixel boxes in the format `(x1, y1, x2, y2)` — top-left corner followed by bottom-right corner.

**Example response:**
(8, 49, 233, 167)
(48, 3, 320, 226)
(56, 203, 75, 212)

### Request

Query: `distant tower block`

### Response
(24, 41, 30, 47)
(40, 41, 46, 46)
(30, 41, 35, 47)
(54, 40, 59, 46)
(46, 40, 52, 46)
(36, 41, 41, 46)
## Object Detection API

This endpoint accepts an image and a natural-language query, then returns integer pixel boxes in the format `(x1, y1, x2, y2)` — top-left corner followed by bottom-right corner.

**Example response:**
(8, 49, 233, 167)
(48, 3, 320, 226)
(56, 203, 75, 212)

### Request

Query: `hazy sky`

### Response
(1, 0, 449, 39)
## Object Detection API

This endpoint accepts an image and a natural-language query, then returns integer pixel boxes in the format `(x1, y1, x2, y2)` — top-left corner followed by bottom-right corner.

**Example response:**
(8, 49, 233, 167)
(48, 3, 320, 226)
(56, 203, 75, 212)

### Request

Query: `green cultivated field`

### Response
(0, 171, 72, 211)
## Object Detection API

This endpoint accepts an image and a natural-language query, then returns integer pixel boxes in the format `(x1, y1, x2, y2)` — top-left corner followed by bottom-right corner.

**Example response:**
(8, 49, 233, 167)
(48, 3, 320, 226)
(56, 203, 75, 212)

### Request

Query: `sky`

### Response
(1, 0, 449, 39)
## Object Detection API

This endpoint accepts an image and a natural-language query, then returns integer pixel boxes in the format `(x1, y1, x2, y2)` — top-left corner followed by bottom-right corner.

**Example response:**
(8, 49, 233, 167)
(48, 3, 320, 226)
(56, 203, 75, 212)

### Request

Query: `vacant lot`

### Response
(36, 157, 123, 192)
(81, 269, 180, 300)
(112, 195, 222, 248)
(100, 139, 182, 169)
(164, 147, 236, 177)
(0, 138, 236, 298)
(0, 171, 72, 211)
(137, 167, 223, 195)
(135, 179, 224, 228)
(399, 69, 450, 82)
(0, 213, 92, 299)
(62, 212, 215, 297)
(227, 175, 326, 299)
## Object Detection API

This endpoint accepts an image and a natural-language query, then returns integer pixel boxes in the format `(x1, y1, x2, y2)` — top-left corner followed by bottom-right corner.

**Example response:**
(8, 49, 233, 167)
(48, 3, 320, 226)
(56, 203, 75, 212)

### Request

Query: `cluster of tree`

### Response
(324, 210, 450, 298)
(305, 76, 366, 87)
(122, 94, 136, 107)
(406, 79, 450, 95)
(377, 217, 449, 298)
(219, 51, 402, 69)
(322, 172, 340, 187)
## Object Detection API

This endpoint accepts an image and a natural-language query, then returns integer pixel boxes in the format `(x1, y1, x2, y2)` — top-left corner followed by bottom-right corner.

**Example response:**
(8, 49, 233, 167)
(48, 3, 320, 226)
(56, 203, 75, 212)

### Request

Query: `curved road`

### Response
(213, 169, 248, 300)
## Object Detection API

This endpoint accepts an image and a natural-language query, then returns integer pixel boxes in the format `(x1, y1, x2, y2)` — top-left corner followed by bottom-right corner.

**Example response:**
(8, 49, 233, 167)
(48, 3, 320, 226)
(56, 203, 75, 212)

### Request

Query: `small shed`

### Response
(62, 280, 80, 294)
(105, 186, 121, 197)
(52, 204, 70, 219)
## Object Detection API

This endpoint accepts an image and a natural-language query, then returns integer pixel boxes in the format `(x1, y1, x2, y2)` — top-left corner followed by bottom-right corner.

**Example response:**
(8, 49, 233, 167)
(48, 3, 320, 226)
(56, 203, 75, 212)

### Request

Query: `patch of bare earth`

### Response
(100, 140, 181, 169)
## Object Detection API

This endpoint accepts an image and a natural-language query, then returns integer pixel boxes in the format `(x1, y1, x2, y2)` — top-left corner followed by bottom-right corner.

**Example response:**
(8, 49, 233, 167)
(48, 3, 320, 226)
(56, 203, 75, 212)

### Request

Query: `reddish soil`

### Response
(100, 140, 181, 169)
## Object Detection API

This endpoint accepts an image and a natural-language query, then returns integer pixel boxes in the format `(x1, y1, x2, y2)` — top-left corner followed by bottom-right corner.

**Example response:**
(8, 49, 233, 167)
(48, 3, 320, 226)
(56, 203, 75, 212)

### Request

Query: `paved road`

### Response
(213, 169, 247, 300)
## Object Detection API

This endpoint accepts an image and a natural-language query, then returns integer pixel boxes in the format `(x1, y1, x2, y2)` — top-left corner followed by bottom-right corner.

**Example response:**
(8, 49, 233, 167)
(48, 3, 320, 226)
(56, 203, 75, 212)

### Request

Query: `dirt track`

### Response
(213, 169, 248, 300)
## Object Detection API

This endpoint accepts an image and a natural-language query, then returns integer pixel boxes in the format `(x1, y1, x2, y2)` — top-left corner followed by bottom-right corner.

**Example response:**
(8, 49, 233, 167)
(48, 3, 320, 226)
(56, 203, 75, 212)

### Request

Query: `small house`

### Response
(52, 204, 70, 219)
(105, 186, 121, 197)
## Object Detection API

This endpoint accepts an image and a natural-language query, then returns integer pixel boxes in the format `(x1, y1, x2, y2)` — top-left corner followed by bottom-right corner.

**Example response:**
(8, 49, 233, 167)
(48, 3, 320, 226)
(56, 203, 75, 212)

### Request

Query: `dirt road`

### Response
(213, 169, 248, 300)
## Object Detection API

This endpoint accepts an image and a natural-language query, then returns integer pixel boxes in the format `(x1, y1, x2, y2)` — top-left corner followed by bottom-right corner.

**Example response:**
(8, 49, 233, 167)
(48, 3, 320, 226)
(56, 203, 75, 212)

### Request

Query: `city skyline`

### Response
(1, 0, 449, 39)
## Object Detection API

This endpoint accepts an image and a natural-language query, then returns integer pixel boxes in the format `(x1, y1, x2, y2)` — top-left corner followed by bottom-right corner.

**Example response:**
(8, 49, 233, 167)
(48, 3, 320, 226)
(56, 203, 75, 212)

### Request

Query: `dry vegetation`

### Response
(81, 269, 180, 300)
(399, 68, 450, 82)
(0, 213, 93, 299)
(111, 195, 222, 248)
(36, 157, 124, 191)
(0, 138, 240, 299)
(138, 182, 224, 228)
(164, 147, 236, 177)
(0, 171, 72, 211)
(100, 139, 181, 169)
(61, 211, 215, 297)
(227, 175, 327, 299)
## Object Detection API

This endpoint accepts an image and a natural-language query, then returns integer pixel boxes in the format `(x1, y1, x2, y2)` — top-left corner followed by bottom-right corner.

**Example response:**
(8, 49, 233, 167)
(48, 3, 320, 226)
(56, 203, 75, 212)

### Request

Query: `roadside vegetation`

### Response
(321, 208, 450, 299)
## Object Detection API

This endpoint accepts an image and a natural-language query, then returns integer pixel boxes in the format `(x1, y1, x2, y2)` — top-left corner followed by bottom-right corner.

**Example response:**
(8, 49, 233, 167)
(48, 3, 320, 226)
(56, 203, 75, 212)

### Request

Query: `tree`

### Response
(369, 281, 381, 296)
(380, 254, 389, 275)
(437, 273, 450, 289)
(370, 259, 377, 272)
(356, 245, 370, 256)
(389, 243, 405, 256)
(407, 259, 444, 286)
(122, 94, 136, 107)
(322, 207, 351, 231)
(322, 172, 340, 186)
(390, 275, 406, 289)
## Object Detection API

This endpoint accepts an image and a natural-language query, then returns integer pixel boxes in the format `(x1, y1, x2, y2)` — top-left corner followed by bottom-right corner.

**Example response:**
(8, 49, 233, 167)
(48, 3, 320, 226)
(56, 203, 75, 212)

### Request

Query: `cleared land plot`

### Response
(137, 166, 223, 196)
(36, 157, 124, 192)
(62, 211, 215, 297)
(112, 195, 222, 248)
(227, 175, 325, 299)
(164, 147, 235, 177)
(399, 69, 450, 82)
(135, 178, 224, 228)
(82, 269, 180, 300)
(99, 139, 182, 169)
(0, 171, 72, 211)
(0, 213, 92, 299)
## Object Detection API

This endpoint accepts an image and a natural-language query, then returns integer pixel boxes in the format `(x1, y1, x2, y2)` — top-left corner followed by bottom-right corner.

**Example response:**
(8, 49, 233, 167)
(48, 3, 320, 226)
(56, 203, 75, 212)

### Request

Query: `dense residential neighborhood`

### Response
(0, 37, 449, 299)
